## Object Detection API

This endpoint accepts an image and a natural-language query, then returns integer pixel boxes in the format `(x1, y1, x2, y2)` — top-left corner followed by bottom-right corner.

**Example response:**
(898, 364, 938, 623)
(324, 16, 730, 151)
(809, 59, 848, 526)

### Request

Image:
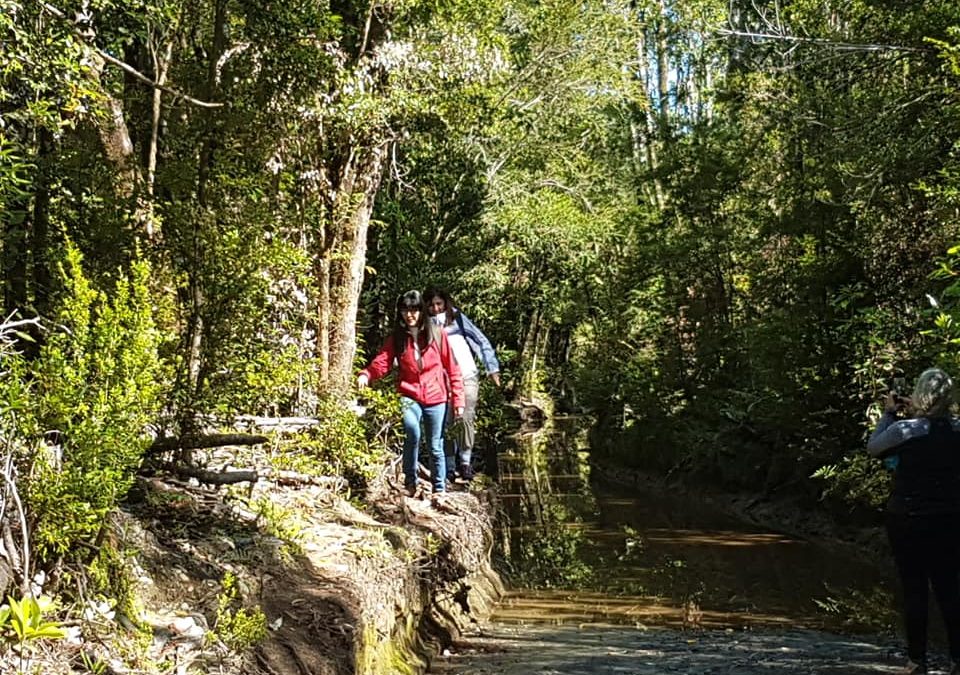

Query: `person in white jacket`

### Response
(425, 287, 501, 482)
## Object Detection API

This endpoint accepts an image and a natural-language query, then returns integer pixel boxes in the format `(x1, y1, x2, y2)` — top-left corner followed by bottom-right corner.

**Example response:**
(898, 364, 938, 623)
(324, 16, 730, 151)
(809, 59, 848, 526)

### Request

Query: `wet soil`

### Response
(430, 623, 915, 674)
(427, 417, 927, 674)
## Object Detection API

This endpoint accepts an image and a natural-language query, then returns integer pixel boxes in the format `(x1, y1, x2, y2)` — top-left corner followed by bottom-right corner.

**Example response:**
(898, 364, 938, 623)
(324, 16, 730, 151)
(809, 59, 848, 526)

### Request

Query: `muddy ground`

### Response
(430, 623, 918, 674)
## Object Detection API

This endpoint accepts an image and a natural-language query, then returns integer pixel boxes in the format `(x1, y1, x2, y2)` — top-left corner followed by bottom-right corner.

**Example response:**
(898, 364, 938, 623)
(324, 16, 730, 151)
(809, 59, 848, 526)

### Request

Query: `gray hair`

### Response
(911, 368, 955, 418)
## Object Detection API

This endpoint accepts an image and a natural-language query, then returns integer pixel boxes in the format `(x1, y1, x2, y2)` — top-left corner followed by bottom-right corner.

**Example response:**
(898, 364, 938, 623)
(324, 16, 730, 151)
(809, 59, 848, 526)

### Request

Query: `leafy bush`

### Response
(812, 452, 892, 511)
(17, 244, 163, 562)
(162, 204, 314, 422)
(211, 572, 267, 652)
(271, 394, 394, 492)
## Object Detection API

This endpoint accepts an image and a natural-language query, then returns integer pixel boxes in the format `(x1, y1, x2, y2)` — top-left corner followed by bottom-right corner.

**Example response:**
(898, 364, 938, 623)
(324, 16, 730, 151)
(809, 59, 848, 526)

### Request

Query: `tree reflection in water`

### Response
(491, 417, 897, 633)
(496, 416, 595, 589)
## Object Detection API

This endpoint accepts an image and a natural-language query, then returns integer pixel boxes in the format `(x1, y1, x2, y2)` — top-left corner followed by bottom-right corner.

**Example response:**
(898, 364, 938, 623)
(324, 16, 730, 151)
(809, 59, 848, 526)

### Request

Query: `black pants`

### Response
(886, 512, 960, 663)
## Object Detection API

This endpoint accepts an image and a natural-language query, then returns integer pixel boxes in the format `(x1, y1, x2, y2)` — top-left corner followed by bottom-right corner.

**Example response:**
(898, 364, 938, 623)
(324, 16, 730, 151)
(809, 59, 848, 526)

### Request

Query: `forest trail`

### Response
(439, 419, 916, 674)
(430, 623, 907, 674)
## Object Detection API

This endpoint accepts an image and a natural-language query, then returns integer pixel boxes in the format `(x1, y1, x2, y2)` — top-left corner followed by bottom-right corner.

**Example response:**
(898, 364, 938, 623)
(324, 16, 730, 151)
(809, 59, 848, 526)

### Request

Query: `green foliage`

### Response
(87, 542, 142, 627)
(163, 210, 313, 419)
(507, 524, 593, 589)
(271, 395, 387, 491)
(0, 595, 66, 662)
(249, 497, 306, 556)
(211, 572, 267, 652)
(357, 386, 404, 452)
(19, 244, 163, 561)
(6, 0, 960, 592)
(812, 452, 892, 511)
(812, 584, 898, 633)
(79, 650, 110, 675)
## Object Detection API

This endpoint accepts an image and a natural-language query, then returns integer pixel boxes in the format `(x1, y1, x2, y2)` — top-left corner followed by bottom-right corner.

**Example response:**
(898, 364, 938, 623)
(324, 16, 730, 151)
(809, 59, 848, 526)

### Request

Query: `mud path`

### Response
(428, 417, 920, 674)
(431, 623, 910, 674)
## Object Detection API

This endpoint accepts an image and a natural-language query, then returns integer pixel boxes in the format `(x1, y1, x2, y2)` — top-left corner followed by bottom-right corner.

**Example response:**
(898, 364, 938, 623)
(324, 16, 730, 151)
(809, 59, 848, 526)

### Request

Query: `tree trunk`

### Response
(183, 0, 226, 420)
(31, 128, 53, 322)
(88, 57, 143, 205)
(3, 195, 28, 318)
(3, 129, 30, 318)
(315, 242, 331, 389)
(146, 38, 174, 232)
(318, 141, 388, 401)
(655, 0, 670, 133)
(634, 12, 665, 210)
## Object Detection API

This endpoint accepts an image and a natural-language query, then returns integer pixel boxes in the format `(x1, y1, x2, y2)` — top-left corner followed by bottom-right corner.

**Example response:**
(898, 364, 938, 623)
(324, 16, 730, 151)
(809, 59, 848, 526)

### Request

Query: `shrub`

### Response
(211, 572, 267, 652)
(19, 244, 163, 562)
(271, 393, 398, 493)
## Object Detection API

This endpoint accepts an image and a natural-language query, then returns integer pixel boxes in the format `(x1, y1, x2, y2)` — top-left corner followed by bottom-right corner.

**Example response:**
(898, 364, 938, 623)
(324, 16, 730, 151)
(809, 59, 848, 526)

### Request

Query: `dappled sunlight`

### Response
(641, 528, 799, 547)
(493, 590, 795, 629)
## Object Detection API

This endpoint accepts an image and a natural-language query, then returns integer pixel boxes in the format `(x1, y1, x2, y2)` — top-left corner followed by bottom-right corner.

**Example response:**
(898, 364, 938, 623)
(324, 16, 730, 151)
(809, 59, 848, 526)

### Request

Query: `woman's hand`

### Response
(455, 406, 465, 418)
(357, 373, 369, 390)
(883, 392, 910, 415)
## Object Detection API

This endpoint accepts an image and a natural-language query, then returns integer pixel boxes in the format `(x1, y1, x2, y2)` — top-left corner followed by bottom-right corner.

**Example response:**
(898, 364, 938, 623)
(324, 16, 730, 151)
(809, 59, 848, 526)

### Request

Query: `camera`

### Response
(889, 376, 906, 395)
(888, 376, 909, 409)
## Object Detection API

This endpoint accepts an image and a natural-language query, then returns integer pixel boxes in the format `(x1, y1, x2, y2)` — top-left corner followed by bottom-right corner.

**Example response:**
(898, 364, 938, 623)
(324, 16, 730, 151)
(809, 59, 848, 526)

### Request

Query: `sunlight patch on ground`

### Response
(641, 528, 800, 547)
(493, 589, 796, 629)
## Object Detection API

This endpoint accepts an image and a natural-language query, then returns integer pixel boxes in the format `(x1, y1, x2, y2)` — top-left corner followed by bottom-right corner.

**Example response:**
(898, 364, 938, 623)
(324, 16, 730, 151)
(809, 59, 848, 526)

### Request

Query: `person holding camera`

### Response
(868, 368, 960, 675)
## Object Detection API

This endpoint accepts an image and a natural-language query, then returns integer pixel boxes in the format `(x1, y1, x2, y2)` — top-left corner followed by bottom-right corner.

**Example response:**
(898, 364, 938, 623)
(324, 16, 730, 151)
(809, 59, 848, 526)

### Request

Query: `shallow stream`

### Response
(485, 416, 895, 634)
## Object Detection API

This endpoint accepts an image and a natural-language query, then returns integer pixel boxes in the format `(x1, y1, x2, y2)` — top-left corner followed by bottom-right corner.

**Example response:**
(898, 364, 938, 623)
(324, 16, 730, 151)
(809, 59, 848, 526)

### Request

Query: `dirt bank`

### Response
(153, 473, 503, 675)
(12, 459, 503, 675)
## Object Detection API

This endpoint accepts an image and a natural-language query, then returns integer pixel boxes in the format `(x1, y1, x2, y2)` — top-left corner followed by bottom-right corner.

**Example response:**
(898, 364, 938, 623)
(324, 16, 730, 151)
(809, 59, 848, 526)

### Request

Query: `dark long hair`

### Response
(423, 286, 459, 327)
(393, 290, 440, 355)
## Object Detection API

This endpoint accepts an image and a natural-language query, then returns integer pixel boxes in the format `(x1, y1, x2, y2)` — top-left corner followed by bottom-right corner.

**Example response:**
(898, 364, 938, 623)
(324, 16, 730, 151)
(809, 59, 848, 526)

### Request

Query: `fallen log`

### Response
(149, 433, 269, 453)
(174, 465, 346, 489)
(176, 466, 259, 485)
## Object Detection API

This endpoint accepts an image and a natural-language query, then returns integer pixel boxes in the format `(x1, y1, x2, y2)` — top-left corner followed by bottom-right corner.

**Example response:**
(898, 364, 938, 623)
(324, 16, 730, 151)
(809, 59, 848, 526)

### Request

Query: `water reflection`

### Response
(495, 589, 795, 629)
(492, 417, 896, 633)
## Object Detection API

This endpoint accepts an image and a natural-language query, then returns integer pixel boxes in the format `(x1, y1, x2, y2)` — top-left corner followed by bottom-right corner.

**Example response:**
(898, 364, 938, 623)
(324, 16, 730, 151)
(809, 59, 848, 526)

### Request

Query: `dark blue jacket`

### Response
(868, 412, 960, 515)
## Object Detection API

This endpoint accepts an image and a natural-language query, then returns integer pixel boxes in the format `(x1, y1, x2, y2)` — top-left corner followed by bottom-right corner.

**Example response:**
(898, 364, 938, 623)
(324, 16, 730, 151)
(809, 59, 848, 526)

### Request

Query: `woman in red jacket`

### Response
(357, 290, 464, 497)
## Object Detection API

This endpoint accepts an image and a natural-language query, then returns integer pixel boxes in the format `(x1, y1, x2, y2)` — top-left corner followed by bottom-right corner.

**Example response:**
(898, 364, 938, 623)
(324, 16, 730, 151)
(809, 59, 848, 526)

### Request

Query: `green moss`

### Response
(212, 572, 268, 651)
(356, 616, 425, 675)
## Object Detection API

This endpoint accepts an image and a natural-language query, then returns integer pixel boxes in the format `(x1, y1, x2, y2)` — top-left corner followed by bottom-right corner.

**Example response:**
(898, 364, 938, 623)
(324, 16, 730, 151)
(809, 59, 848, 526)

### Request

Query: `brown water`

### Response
(488, 416, 896, 634)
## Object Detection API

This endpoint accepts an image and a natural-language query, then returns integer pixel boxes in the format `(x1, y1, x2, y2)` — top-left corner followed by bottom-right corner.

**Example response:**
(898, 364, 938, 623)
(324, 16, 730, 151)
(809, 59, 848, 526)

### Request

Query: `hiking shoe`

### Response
(454, 463, 474, 484)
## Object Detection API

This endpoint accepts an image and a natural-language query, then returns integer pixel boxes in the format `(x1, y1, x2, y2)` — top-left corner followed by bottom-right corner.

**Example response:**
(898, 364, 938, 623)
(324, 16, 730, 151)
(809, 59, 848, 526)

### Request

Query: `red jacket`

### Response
(361, 330, 464, 409)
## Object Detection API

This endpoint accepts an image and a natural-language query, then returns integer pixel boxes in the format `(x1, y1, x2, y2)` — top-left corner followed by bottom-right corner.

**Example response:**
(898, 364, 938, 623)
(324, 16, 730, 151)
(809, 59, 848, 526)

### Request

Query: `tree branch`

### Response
(716, 28, 932, 54)
(38, 0, 222, 108)
(149, 433, 269, 453)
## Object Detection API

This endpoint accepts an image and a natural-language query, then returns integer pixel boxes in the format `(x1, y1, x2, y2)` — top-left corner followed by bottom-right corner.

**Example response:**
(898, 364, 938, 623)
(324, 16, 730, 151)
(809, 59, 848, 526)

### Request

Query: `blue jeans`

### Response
(401, 397, 447, 492)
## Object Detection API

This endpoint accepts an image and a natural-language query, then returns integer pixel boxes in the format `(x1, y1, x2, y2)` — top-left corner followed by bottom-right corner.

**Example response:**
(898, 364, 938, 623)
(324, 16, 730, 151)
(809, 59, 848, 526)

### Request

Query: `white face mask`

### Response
(432, 312, 446, 326)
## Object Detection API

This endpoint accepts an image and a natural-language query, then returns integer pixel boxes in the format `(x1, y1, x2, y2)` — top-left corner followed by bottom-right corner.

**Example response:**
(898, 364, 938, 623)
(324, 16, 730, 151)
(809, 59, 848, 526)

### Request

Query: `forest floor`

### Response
(430, 622, 917, 674)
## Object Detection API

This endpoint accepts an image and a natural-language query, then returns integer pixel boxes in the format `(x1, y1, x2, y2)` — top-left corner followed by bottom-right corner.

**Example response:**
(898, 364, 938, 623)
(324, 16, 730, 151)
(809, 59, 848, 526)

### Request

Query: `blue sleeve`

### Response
(866, 414, 929, 458)
(458, 312, 500, 374)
